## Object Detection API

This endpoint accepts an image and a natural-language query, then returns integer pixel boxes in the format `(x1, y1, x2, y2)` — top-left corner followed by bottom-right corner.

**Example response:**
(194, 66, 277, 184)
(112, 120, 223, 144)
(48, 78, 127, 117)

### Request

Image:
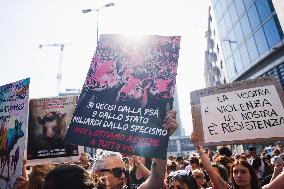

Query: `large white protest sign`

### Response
(200, 85, 284, 143)
(191, 77, 284, 146)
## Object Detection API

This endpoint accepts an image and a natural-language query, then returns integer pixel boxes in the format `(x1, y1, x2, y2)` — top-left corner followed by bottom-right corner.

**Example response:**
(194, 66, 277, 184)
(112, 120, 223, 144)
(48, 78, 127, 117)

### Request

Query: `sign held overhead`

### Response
(190, 77, 284, 146)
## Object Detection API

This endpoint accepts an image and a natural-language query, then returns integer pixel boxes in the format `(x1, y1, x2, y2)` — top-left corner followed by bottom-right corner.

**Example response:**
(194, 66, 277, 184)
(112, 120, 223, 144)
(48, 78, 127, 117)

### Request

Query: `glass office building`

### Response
(211, 0, 284, 85)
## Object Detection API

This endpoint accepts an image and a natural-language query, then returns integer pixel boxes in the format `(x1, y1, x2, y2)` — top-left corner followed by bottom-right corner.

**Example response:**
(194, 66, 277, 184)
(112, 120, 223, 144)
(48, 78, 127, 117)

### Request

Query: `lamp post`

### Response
(82, 3, 115, 45)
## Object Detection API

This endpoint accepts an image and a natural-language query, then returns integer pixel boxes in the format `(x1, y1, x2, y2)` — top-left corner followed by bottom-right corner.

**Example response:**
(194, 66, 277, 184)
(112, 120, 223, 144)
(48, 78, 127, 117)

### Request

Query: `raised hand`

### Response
(162, 110, 178, 136)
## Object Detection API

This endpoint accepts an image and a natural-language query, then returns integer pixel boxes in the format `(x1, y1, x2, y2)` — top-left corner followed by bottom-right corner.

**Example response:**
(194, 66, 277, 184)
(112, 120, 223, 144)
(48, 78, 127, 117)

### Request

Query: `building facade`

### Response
(167, 135, 195, 157)
(204, 6, 229, 87)
(211, 0, 284, 85)
(171, 89, 185, 137)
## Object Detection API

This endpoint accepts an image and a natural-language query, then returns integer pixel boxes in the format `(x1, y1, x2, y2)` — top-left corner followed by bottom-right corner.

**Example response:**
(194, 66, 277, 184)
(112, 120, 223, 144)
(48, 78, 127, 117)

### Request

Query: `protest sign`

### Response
(27, 96, 81, 165)
(65, 34, 181, 159)
(0, 78, 30, 189)
(190, 77, 284, 146)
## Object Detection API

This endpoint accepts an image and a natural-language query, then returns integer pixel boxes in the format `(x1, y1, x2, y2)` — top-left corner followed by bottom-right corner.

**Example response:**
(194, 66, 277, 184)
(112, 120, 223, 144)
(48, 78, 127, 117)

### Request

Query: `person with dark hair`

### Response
(211, 163, 228, 183)
(248, 146, 273, 181)
(218, 146, 232, 158)
(168, 170, 199, 189)
(176, 156, 188, 170)
(28, 164, 55, 189)
(43, 164, 96, 189)
(189, 157, 200, 171)
(215, 155, 234, 184)
(273, 148, 281, 157)
(191, 132, 261, 189)
(191, 132, 284, 189)
(168, 161, 178, 172)
(194, 146, 262, 189)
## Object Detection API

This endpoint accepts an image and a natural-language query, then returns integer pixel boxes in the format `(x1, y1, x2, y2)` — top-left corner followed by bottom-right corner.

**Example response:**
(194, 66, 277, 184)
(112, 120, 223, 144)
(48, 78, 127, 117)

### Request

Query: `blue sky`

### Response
(0, 0, 211, 135)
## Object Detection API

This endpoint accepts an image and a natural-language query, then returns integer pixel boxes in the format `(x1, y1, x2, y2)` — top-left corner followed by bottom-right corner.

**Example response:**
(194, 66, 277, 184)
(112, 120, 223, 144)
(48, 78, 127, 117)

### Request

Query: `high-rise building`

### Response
(211, 0, 284, 85)
(171, 89, 185, 137)
(204, 6, 228, 87)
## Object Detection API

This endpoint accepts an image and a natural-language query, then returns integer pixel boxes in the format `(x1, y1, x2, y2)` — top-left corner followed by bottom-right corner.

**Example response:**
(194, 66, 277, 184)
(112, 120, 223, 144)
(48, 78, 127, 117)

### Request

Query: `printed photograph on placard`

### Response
(27, 96, 79, 162)
(0, 78, 30, 189)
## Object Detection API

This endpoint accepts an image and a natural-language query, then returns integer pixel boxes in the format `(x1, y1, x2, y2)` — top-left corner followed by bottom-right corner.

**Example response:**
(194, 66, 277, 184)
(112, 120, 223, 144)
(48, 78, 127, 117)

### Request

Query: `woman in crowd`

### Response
(43, 164, 96, 189)
(192, 169, 211, 189)
(191, 131, 284, 189)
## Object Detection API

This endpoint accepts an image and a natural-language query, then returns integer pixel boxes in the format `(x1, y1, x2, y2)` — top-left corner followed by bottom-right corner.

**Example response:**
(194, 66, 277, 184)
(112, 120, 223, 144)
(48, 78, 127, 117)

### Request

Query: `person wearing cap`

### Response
(248, 146, 266, 181)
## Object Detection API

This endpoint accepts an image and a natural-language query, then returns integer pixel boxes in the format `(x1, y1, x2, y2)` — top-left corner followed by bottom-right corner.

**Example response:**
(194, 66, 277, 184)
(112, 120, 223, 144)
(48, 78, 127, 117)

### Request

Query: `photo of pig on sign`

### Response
(65, 34, 181, 159)
(190, 77, 284, 146)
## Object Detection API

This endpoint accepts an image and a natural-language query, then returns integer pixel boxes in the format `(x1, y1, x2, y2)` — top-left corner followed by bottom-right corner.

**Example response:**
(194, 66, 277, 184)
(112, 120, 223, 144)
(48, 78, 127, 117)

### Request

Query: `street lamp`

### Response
(82, 3, 115, 45)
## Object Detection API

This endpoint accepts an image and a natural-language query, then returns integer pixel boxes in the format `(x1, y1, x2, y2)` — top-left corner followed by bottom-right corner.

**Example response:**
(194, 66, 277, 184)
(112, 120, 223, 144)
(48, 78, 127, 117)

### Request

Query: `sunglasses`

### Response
(101, 167, 126, 177)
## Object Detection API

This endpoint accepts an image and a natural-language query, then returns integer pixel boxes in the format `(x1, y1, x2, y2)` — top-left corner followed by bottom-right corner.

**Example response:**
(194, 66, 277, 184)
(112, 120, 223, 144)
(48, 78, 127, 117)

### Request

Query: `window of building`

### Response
(228, 30, 237, 50)
(234, 0, 245, 17)
(215, 1, 222, 22)
(226, 0, 233, 6)
(234, 22, 244, 44)
(263, 16, 281, 48)
(247, 3, 261, 31)
(229, 2, 238, 24)
(233, 49, 244, 73)
(227, 56, 237, 78)
(224, 11, 232, 32)
(220, 0, 228, 15)
(222, 40, 231, 59)
(255, 0, 272, 22)
(239, 43, 251, 68)
(254, 27, 269, 55)
(244, 0, 254, 9)
(240, 14, 252, 38)
(246, 35, 259, 62)
(219, 18, 227, 40)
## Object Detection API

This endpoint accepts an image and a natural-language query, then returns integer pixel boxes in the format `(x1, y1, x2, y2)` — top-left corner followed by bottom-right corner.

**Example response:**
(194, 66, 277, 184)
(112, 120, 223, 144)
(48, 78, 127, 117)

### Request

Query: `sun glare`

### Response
(123, 34, 145, 44)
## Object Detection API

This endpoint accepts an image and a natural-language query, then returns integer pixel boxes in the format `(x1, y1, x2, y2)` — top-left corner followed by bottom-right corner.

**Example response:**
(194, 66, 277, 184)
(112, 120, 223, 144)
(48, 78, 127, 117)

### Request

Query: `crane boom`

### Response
(39, 43, 65, 95)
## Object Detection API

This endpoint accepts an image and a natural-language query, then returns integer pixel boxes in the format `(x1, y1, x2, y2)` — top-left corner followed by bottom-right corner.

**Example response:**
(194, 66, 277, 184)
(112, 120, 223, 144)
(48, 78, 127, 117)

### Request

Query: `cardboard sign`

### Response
(27, 96, 80, 165)
(0, 78, 30, 189)
(65, 34, 181, 159)
(190, 77, 284, 146)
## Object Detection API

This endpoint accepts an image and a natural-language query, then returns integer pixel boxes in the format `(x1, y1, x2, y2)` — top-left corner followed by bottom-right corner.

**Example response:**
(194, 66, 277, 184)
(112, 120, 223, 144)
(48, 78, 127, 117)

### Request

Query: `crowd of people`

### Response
(11, 110, 284, 189)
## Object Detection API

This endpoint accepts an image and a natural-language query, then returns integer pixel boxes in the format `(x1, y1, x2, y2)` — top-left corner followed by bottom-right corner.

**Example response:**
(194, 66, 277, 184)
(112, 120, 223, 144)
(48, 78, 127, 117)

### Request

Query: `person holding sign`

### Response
(94, 109, 178, 189)
(191, 132, 284, 189)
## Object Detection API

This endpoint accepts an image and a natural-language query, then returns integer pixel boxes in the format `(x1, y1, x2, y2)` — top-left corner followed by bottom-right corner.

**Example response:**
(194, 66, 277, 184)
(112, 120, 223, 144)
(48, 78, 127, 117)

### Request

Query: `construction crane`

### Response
(39, 43, 65, 95)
